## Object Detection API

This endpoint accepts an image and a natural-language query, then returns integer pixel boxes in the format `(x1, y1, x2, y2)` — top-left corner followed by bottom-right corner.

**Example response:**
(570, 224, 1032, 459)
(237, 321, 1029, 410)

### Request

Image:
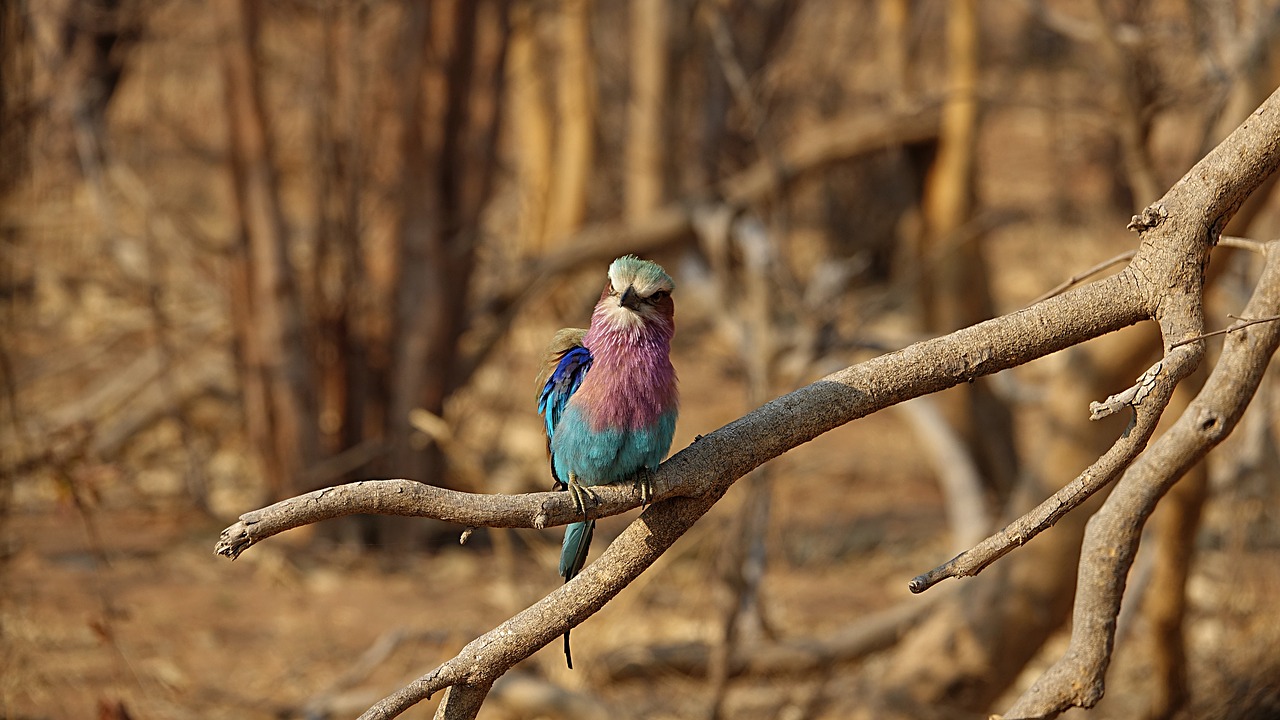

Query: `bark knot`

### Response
(1126, 203, 1168, 232)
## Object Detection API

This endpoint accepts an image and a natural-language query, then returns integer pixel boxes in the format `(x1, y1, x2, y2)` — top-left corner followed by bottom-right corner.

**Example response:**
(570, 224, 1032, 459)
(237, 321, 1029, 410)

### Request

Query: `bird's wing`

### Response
(536, 328, 592, 463)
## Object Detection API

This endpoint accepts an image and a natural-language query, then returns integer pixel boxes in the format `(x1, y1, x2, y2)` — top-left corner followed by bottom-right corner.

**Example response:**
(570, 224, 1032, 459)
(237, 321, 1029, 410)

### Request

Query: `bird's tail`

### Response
(560, 519, 595, 669)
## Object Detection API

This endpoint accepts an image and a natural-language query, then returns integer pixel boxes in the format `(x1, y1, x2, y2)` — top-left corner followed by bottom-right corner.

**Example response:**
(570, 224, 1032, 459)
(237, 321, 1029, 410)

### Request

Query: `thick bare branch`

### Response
(910, 80, 1280, 597)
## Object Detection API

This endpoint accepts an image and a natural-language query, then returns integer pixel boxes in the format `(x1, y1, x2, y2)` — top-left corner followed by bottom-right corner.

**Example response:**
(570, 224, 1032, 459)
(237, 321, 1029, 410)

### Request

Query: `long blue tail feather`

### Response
(560, 520, 595, 669)
(560, 520, 595, 580)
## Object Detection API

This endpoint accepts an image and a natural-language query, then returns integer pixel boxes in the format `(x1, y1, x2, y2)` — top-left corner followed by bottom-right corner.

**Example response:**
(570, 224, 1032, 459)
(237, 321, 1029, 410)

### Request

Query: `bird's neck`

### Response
(584, 310, 673, 360)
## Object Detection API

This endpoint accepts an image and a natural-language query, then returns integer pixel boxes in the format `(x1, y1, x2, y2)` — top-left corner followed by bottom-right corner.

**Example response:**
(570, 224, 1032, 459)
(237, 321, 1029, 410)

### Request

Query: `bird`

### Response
(535, 255, 679, 669)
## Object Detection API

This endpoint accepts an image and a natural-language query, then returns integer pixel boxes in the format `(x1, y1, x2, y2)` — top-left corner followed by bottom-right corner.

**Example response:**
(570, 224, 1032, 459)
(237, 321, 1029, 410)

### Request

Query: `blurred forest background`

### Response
(4, 0, 1280, 718)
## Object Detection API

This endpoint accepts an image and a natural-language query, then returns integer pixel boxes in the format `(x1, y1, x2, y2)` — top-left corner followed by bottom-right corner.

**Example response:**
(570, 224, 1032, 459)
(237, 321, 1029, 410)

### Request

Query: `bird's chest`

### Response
(571, 366, 667, 432)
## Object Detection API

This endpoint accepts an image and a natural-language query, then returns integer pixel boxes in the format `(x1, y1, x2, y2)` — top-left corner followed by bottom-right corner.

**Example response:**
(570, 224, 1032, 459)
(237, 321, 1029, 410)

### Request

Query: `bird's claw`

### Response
(566, 474, 598, 518)
(633, 469, 655, 508)
(564, 471, 654, 516)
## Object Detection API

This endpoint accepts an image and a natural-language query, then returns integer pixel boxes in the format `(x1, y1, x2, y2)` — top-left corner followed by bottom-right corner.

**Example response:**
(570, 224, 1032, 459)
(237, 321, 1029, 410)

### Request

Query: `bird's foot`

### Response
(633, 468, 655, 508)
(566, 474, 599, 518)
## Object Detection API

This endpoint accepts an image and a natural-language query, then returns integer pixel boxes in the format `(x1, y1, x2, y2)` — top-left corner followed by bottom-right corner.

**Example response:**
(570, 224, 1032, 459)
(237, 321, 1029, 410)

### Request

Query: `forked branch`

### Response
(1001, 241, 1280, 719)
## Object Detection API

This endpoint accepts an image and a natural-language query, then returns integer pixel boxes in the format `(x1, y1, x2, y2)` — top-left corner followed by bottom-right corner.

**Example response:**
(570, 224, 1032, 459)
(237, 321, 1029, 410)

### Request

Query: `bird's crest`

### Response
(608, 255, 674, 297)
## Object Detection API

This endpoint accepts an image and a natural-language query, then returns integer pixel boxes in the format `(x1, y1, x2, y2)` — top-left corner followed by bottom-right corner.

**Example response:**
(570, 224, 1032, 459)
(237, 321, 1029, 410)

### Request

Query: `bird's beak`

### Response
(619, 285, 642, 310)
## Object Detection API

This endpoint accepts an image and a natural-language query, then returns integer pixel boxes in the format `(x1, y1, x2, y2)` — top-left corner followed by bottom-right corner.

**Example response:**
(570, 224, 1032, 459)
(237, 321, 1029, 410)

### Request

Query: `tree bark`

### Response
(626, 0, 667, 221)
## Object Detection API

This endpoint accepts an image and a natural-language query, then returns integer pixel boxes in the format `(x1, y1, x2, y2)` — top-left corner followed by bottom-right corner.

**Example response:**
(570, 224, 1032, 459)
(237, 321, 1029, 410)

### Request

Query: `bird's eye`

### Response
(650, 290, 669, 302)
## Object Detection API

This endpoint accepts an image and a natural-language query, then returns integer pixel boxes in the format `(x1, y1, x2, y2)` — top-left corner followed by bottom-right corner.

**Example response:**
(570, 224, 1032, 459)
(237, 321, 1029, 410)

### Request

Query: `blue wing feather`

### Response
(537, 344, 593, 484)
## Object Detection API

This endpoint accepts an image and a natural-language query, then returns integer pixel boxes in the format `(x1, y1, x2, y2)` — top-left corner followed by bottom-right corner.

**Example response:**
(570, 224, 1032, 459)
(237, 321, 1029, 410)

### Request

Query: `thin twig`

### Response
(1030, 250, 1137, 305)
(1168, 313, 1280, 349)
(1218, 235, 1270, 254)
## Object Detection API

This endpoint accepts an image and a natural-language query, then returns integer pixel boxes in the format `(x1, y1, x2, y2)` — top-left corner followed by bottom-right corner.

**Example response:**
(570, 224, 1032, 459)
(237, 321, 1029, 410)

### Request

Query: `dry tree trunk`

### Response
(0, 1, 32, 198)
(507, 0, 554, 251)
(920, 0, 981, 331)
(546, 0, 595, 238)
(878, 0, 911, 105)
(312, 2, 359, 466)
(383, 0, 509, 547)
(385, 0, 438, 505)
(217, 0, 509, 540)
(625, 0, 667, 221)
(217, 0, 318, 501)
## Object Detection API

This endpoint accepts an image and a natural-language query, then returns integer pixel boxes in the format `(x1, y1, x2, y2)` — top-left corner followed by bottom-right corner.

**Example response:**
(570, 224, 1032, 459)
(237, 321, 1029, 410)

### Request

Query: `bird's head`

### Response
(593, 255, 675, 332)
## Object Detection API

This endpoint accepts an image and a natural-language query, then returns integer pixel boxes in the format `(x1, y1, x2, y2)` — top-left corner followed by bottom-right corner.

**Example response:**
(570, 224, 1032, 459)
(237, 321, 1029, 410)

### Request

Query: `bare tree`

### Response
(216, 86, 1280, 720)
(217, 0, 319, 501)
(214, 1, 510, 534)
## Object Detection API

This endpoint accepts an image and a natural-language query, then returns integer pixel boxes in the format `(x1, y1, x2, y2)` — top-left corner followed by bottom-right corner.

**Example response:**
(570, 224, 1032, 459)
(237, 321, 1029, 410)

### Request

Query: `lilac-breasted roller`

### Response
(536, 255, 678, 669)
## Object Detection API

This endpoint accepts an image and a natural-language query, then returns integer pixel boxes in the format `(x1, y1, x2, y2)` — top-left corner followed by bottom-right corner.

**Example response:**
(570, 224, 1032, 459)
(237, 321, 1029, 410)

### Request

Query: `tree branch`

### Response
(214, 479, 650, 560)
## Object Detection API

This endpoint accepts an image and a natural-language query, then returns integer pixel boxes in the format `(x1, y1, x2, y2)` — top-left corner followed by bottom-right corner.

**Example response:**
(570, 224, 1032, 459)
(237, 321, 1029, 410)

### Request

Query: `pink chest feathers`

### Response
(574, 325, 676, 432)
